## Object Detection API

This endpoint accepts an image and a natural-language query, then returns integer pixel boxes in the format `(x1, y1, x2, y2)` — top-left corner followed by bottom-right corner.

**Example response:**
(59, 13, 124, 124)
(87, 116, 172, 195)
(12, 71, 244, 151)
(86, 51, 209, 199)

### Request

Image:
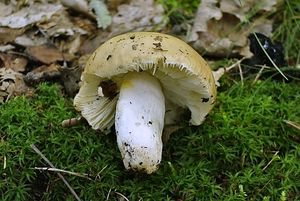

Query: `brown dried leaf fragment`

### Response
(26, 44, 73, 64)
(0, 27, 25, 44)
(189, 0, 278, 57)
(0, 68, 31, 102)
(0, 53, 28, 72)
(25, 63, 61, 84)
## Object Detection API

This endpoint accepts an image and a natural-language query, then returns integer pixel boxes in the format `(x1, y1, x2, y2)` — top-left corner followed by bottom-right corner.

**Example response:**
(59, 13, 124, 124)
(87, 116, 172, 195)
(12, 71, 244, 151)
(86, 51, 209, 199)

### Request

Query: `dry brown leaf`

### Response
(37, 10, 87, 37)
(0, 27, 25, 44)
(189, 0, 278, 57)
(14, 29, 49, 47)
(107, 0, 129, 11)
(80, 0, 165, 54)
(0, 53, 28, 72)
(25, 63, 61, 84)
(111, 0, 165, 33)
(61, 0, 95, 19)
(0, 67, 31, 102)
(26, 44, 73, 64)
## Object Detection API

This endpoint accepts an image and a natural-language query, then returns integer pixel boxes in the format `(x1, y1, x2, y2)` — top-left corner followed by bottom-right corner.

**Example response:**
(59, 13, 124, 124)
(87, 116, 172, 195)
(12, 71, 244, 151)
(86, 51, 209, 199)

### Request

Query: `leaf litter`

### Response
(0, 0, 298, 102)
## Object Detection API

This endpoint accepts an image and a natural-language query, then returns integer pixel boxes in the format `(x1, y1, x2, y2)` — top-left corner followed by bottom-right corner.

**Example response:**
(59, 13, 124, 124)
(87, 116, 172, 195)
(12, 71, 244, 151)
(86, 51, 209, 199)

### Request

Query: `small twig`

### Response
(33, 167, 92, 180)
(61, 117, 83, 127)
(213, 58, 245, 86)
(30, 144, 82, 201)
(252, 65, 266, 84)
(237, 60, 244, 86)
(115, 191, 130, 201)
(284, 120, 300, 131)
(262, 151, 279, 171)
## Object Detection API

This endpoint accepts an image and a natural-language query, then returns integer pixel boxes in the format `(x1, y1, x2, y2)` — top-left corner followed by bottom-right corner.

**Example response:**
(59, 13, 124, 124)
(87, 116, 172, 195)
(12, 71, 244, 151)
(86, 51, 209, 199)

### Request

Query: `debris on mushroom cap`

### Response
(74, 32, 216, 131)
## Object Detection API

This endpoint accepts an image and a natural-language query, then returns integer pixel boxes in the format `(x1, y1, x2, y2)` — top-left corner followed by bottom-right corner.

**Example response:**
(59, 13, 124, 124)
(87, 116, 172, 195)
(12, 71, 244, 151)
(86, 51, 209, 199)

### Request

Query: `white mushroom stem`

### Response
(115, 72, 165, 174)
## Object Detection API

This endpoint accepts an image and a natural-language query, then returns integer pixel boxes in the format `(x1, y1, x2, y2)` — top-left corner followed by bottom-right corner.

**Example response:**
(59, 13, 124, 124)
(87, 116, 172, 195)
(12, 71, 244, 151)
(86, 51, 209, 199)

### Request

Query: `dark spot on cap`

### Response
(154, 36, 163, 42)
(139, 162, 143, 165)
(201, 98, 209, 103)
(130, 101, 132, 104)
(132, 44, 138, 50)
(148, 121, 152, 125)
(106, 55, 112, 60)
(153, 42, 161, 48)
(130, 35, 135, 39)
(142, 116, 144, 119)
(124, 142, 129, 146)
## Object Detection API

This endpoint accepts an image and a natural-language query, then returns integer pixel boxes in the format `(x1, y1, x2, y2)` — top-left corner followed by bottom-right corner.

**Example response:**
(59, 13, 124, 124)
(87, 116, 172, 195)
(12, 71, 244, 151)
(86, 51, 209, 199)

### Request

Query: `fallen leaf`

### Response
(61, 0, 95, 19)
(0, 27, 25, 44)
(0, 3, 63, 28)
(0, 68, 31, 102)
(107, 0, 129, 11)
(24, 63, 61, 84)
(112, 0, 165, 33)
(0, 53, 28, 72)
(37, 10, 87, 37)
(0, 45, 15, 52)
(0, 2, 13, 17)
(189, 0, 278, 57)
(26, 44, 73, 64)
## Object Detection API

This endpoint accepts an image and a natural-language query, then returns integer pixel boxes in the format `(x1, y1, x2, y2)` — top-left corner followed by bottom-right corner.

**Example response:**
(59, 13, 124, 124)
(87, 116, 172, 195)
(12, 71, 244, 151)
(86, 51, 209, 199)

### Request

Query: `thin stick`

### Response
(213, 58, 245, 83)
(252, 65, 266, 84)
(284, 120, 300, 130)
(30, 144, 82, 201)
(237, 60, 244, 86)
(262, 151, 279, 171)
(33, 167, 92, 180)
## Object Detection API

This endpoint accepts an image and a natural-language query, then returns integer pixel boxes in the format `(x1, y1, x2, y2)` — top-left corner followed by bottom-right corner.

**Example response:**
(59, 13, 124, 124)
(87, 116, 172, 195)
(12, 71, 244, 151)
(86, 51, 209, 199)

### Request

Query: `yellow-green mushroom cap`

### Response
(74, 32, 217, 131)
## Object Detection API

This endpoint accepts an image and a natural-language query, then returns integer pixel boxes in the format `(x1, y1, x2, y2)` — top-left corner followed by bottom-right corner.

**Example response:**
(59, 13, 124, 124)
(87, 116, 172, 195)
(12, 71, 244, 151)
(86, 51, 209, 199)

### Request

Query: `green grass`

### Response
(1, 80, 299, 200)
(273, 0, 300, 64)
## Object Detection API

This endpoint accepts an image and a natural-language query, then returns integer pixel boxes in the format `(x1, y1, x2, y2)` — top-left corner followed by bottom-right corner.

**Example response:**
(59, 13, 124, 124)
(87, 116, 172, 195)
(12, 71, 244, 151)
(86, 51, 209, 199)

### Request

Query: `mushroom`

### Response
(74, 32, 216, 174)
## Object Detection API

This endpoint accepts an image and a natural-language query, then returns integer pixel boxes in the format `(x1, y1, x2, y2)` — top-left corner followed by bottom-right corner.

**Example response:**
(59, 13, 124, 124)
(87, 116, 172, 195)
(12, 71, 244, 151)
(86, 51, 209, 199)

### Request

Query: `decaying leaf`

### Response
(0, 2, 13, 17)
(189, 0, 279, 57)
(37, 9, 88, 37)
(0, 27, 25, 44)
(26, 44, 73, 64)
(107, 0, 129, 11)
(0, 68, 31, 102)
(0, 3, 63, 28)
(61, 0, 95, 19)
(0, 53, 28, 72)
(112, 0, 165, 33)
(79, 0, 165, 54)
(89, 0, 112, 29)
(25, 63, 61, 84)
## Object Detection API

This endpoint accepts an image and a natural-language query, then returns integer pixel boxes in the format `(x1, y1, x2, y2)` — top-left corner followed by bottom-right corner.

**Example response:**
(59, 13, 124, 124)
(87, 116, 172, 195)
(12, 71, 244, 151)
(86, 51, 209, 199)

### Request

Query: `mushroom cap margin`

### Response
(74, 32, 217, 130)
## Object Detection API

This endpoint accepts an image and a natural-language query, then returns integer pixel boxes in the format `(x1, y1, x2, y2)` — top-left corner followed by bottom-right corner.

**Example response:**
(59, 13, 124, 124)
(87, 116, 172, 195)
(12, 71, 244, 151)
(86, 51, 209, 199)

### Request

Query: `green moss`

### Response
(0, 80, 299, 200)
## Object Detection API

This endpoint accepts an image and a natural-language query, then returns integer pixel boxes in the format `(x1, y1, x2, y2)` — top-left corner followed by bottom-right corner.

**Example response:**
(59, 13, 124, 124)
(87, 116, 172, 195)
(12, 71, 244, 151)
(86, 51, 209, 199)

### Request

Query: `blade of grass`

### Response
(253, 32, 288, 80)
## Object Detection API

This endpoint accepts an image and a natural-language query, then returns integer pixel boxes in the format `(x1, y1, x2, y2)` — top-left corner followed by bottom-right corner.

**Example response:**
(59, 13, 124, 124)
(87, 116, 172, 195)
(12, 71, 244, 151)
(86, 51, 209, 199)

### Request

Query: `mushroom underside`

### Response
(74, 64, 215, 173)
